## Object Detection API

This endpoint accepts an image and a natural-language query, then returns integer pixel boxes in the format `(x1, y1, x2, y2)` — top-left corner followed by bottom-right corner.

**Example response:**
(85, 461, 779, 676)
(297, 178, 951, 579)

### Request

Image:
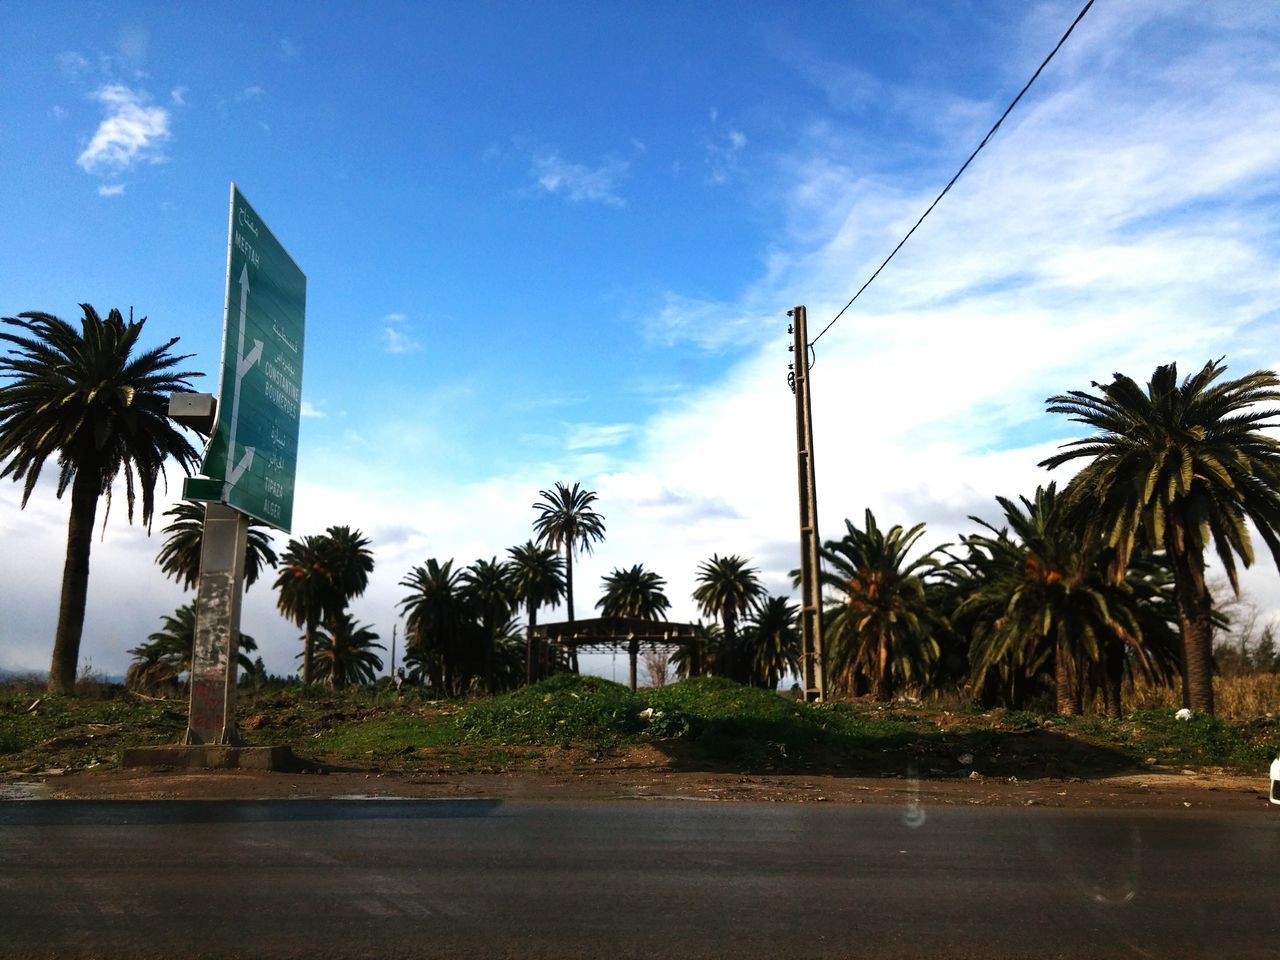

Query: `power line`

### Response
(809, 0, 1096, 347)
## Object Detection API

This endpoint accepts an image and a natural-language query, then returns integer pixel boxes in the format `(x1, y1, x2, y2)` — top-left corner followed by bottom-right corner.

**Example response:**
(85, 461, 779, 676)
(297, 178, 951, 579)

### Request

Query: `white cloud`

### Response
(705, 124, 747, 185)
(279, 38, 301, 62)
(77, 84, 170, 175)
(300, 400, 326, 418)
(566, 423, 634, 451)
(799, 59, 879, 113)
(383, 326, 421, 354)
(645, 293, 781, 352)
(57, 51, 91, 79)
(532, 153, 628, 207)
(381, 312, 421, 353)
(97, 183, 125, 197)
(50, 105, 67, 120)
(115, 25, 148, 65)
(170, 86, 187, 106)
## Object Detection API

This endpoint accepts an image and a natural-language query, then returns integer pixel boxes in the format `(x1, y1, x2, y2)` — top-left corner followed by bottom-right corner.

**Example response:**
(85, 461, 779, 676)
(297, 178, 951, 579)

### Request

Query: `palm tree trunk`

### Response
(1103, 640, 1124, 717)
(1177, 651, 1190, 708)
(48, 471, 99, 694)
(1167, 528, 1216, 715)
(525, 600, 538, 685)
(302, 615, 317, 685)
(565, 545, 579, 674)
(874, 628, 892, 702)
(722, 607, 736, 683)
(1055, 636, 1080, 715)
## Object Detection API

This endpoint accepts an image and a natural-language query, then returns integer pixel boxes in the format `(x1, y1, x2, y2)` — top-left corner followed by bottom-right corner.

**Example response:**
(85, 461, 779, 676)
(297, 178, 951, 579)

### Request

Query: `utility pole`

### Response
(789, 305, 826, 702)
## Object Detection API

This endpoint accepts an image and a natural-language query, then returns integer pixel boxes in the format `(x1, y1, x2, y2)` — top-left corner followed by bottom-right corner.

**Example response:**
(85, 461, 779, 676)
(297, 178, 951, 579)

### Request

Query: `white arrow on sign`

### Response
(225, 263, 264, 488)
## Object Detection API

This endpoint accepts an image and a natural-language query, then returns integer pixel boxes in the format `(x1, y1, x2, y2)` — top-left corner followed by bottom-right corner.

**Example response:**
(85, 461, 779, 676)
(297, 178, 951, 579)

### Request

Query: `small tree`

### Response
(642, 649, 674, 688)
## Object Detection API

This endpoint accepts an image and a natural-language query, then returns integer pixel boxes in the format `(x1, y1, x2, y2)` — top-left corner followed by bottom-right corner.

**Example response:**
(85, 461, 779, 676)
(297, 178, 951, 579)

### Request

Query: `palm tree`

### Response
(482, 616, 529, 694)
(533, 481, 606, 672)
(0, 306, 201, 694)
(669, 622, 721, 680)
(597, 563, 670, 691)
(1041, 360, 1280, 714)
(742, 595, 801, 690)
(942, 524, 1046, 710)
(125, 602, 257, 694)
(399, 558, 471, 696)
(597, 564, 671, 620)
(692, 554, 765, 684)
(951, 485, 1172, 715)
(817, 509, 942, 701)
(310, 613, 384, 688)
(461, 556, 518, 691)
(155, 501, 279, 591)
(321, 525, 375, 618)
(274, 534, 330, 685)
(273, 526, 373, 685)
(505, 541, 565, 683)
(461, 557, 517, 636)
(1109, 551, 1185, 712)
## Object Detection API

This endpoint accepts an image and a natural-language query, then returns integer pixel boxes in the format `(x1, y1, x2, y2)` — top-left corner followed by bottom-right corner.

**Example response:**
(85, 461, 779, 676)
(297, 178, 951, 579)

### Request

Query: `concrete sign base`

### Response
(121, 745, 300, 772)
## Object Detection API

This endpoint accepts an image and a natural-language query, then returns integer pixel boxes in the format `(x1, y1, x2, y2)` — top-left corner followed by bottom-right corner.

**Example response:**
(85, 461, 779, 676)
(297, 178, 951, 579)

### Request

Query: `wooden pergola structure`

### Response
(529, 617, 702, 691)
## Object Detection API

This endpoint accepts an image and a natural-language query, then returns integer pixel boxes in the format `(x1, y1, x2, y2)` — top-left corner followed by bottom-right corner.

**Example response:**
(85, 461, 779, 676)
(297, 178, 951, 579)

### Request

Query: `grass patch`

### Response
(0, 688, 187, 770)
(3, 677, 1277, 777)
(453, 675, 644, 746)
(307, 714, 458, 758)
(1072, 710, 1280, 770)
(641, 678, 919, 767)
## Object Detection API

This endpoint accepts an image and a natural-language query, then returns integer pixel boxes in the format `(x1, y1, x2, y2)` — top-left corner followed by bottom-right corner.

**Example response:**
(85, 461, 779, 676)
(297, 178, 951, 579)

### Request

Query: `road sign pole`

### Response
(149, 183, 305, 765)
(185, 503, 250, 745)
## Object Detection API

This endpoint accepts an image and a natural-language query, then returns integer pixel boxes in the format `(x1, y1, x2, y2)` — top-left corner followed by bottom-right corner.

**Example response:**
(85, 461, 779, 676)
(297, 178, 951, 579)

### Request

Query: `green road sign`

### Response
(189, 183, 306, 532)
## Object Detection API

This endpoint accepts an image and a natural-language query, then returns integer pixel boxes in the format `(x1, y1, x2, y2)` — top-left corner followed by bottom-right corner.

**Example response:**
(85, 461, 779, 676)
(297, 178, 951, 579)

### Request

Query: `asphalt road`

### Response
(0, 799, 1275, 959)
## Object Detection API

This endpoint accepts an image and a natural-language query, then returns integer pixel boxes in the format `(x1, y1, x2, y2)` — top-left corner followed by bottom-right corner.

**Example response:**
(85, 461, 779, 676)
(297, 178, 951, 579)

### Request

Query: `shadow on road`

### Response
(0, 798, 504, 827)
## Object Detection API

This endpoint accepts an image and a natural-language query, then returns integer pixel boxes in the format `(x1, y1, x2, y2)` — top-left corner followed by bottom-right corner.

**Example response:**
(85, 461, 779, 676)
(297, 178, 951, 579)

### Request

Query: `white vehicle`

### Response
(1271, 757, 1280, 806)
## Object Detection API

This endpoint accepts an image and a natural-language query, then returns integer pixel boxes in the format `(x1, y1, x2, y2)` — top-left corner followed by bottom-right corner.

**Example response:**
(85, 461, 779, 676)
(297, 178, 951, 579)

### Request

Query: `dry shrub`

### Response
(1125, 673, 1280, 720)
(642, 650, 674, 689)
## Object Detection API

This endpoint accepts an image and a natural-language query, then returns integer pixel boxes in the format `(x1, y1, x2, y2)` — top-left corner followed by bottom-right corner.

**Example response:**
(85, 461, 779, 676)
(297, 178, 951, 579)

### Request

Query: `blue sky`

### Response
(3, 1, 1280, 680)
